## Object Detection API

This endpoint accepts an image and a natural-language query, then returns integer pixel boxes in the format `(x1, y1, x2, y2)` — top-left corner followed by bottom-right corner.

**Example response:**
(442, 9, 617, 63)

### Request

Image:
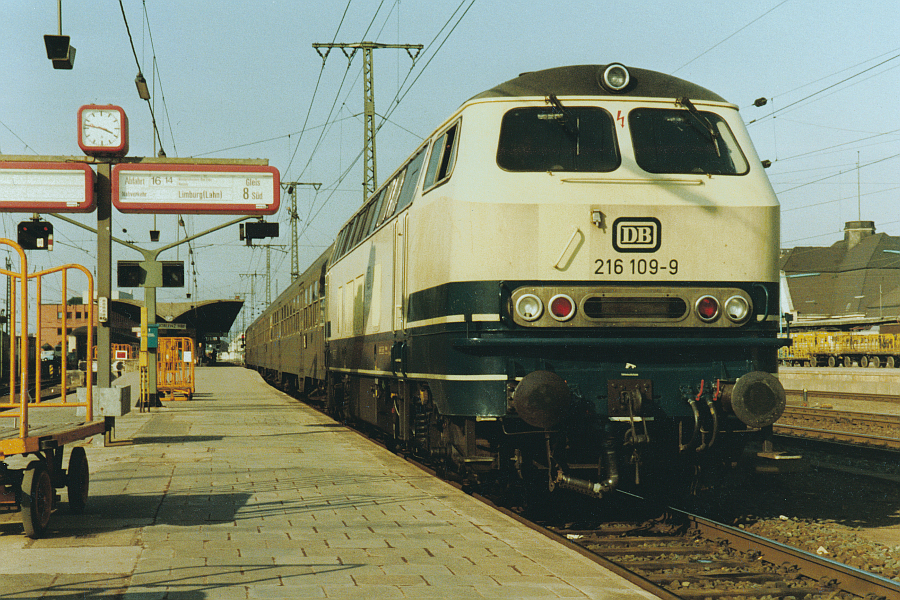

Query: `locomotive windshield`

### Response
(629, 108, 749, 175)
(497, 106, 619, 172)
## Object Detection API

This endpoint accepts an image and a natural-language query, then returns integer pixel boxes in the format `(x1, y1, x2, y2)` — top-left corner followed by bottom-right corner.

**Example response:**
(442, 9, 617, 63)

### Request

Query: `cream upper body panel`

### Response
(408, 97, 780, 291)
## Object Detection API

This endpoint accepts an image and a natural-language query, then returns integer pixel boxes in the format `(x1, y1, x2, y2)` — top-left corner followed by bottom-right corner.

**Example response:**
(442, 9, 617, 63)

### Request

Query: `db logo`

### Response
(612, 217, 661, 253)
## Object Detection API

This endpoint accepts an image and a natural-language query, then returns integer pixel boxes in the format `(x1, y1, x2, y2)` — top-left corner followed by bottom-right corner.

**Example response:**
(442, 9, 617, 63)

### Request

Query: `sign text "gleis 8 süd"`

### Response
(112, 163, 280, 215)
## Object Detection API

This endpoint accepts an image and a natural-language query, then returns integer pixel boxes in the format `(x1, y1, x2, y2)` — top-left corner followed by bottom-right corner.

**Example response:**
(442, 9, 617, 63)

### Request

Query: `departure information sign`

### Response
(112, 163, 280, 215)
(0, 162, 95, 212)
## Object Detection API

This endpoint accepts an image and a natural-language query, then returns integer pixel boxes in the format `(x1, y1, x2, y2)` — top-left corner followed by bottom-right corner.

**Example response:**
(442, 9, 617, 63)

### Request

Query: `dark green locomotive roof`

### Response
(471, 64, 728, 103)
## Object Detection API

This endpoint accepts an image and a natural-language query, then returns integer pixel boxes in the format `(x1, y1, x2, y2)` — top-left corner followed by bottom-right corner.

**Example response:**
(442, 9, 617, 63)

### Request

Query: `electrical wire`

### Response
(748, 51, 900, 126)
(283, 0, 357, 179)
(142, 0, 177, 156)
(0, 118, 37, 155)
(118, 0, 166, 155)
(296, 0, 476, 243)
(673, 1, 792, 74)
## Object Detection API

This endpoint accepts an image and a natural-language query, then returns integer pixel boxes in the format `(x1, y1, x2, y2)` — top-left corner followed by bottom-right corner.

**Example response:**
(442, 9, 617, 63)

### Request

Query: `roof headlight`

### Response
(601, 63, 630, 92)
(515, 294, 543, 322)
(724, 295, 752, 324)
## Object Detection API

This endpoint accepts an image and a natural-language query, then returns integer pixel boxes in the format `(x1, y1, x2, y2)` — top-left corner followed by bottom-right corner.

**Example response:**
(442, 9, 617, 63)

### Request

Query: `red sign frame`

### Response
(0, 162, 95, 213)
(112, 163, 280, 215)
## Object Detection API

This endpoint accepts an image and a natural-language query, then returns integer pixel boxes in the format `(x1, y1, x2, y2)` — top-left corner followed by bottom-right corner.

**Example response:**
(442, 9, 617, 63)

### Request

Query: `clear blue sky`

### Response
(2, 1, 899, 335)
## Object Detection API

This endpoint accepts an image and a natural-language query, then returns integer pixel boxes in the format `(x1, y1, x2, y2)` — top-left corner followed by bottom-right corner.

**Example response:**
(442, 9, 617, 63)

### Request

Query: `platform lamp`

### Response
(44, 1, 75, 69)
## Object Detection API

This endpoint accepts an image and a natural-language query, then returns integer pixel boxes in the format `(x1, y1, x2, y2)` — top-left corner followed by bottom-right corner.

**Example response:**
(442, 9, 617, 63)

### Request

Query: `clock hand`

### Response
(85, 124, 115, 135)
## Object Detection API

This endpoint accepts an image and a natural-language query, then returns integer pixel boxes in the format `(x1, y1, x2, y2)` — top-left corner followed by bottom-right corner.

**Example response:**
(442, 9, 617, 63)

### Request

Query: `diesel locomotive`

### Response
(246, 63, 790, 499)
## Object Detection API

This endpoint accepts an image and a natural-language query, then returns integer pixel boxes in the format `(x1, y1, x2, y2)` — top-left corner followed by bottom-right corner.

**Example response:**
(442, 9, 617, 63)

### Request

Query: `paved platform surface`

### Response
(779, 366, 900, 415)
(0, 366, 657, 599)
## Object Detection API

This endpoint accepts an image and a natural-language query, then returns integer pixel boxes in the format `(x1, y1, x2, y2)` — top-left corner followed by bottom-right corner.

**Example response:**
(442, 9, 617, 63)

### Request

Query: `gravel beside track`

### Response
(723, 452, 900, 583)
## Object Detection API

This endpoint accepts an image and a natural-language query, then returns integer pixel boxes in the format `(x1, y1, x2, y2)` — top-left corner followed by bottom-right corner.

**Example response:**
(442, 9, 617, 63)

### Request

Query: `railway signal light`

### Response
(240, 221, 279, 246)
(17, 219, 53, 250)
(118, 260, 185, 288)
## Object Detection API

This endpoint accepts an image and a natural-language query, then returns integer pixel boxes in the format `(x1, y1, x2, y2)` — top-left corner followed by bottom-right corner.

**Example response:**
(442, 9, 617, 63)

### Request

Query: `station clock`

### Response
(78, 104, 129, 157)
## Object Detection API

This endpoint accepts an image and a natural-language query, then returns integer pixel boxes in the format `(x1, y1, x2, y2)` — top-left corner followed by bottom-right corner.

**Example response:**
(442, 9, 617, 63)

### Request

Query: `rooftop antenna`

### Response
(857, 151, 861, 221)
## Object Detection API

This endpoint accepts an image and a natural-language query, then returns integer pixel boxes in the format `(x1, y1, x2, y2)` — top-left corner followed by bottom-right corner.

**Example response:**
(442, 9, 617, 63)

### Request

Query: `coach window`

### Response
(334, 225, 351, 260)
(497, 106, 619, 172)
(352, 203, 374, 246)
(343, 214, 362, 253)
(365, 189, 385, 236)
(394, 147, 426, 214)
(629, 108, 748, 175)
(424, 122, 459, 191)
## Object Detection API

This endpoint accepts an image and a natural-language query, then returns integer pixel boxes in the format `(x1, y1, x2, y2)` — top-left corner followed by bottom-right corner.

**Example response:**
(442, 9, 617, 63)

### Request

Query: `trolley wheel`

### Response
(66, 446, 89, 514)
(827, 355, 836, 368)
(21, 461, 53, 538)
(843, 356, 853, 368)
(871, 356, 882, 368)
(860, 356, 869, 368)
(888, 356, 897, 368)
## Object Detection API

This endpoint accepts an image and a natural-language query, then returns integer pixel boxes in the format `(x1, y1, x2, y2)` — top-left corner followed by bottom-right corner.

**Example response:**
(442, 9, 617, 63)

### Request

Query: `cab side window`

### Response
(424, 121, 459, 191)
(393, 148, 426, 214)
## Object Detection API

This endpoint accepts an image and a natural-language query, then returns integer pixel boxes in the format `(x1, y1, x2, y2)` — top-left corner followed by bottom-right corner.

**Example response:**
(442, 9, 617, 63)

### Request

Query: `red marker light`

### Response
(696, 296, 719, 322)
(549, 294, 576, 321)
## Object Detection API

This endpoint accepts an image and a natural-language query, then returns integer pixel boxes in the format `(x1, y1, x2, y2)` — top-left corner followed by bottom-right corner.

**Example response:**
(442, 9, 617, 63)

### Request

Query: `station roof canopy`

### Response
(112, 298, 243, 340)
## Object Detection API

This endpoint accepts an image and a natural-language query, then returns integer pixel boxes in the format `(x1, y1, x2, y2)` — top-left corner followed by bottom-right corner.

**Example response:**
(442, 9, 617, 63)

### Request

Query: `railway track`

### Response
(775, 406, 900, 451)
(543, 494, 900, 600)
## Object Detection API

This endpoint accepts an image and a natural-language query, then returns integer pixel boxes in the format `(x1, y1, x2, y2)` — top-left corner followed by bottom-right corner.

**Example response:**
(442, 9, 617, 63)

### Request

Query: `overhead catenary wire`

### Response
(748, 51, 900, 126)
(118, 0, 166, 155)
(672, 1, 792, 74)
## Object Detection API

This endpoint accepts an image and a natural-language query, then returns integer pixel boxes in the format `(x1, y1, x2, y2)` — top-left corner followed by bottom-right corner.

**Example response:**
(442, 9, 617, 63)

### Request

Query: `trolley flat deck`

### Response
(0, 420, 108, 457)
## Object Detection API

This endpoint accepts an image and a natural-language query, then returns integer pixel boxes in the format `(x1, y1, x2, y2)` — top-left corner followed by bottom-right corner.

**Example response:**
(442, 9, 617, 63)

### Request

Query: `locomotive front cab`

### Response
(435, 63, 793, 498)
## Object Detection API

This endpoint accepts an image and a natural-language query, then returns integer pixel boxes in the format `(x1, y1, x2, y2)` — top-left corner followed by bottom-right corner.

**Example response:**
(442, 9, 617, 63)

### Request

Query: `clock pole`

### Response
(96, 162, 112, 388)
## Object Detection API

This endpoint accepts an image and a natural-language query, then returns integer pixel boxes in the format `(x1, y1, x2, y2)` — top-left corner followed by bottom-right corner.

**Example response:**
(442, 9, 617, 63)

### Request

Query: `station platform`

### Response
(0, 366, 657, 599)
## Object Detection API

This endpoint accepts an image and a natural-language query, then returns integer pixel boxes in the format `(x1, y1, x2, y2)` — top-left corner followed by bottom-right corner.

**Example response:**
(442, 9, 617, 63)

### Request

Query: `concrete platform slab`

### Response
(0, 366, 658, 599)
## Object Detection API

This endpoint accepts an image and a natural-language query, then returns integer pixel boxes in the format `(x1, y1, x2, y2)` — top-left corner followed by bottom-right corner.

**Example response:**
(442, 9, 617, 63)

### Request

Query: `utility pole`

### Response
(281, 181, 320, 281)
(313, 42, 422, 201)
(240, 273, 265, 323)
(259, 244, 287, 303)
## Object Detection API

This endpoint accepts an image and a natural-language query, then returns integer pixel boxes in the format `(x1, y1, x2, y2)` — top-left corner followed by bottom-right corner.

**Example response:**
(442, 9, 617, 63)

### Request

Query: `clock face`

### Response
(78, 105, 128, 156)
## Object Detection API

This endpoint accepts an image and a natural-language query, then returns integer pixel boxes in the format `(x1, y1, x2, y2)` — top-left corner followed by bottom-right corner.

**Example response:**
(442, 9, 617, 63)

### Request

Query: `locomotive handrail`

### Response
(752, 282, 771, 323)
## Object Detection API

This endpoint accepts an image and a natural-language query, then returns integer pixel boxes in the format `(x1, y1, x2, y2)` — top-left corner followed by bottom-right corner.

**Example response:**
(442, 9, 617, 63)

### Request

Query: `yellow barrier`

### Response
(157, 337, 195, 400)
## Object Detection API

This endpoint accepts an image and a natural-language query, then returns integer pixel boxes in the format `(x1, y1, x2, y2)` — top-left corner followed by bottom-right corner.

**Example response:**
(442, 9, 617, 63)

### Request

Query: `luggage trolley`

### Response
(0, 239, 110, 537)
(157, 337, 195, 401)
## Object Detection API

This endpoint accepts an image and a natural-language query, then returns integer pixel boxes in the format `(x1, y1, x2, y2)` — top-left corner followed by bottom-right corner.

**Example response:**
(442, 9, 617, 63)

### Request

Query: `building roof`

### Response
(781, 222, 900, 327)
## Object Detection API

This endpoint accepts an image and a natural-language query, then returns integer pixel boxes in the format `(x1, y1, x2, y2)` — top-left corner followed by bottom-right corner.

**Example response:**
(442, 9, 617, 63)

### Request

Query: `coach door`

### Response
(392, 213, 408, 334)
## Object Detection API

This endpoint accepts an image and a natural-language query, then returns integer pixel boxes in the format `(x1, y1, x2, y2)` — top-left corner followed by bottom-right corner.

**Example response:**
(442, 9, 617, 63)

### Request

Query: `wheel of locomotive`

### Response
(860, 355, 869, 368)
(871, 356, 882, 368)
(21, 461, 53, 538)
(888, 356, 897, 368)
(67, 446, 90, 514)
(827, 355, 836, 368)
(843, 355, 853, 368)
